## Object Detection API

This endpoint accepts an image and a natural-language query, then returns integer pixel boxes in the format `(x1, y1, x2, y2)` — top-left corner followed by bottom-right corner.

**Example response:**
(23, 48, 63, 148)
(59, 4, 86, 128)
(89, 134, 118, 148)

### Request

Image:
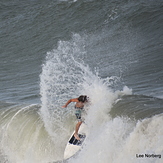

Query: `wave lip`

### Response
(0, 103, 58, 163)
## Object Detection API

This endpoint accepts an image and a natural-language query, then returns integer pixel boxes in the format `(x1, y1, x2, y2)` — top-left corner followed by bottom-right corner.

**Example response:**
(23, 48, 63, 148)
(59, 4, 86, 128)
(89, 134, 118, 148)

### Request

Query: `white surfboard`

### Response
(64, 123, 87, 160)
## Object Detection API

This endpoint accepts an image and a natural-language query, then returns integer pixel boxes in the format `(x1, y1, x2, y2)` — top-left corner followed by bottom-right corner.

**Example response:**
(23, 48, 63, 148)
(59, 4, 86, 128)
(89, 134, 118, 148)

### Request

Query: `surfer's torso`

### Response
(75, 101, 84, 108)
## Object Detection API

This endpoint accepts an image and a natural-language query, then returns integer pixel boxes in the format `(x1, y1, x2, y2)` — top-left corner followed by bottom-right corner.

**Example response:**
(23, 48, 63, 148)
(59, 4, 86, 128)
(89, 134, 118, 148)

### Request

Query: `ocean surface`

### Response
(0, 0, 163, 162)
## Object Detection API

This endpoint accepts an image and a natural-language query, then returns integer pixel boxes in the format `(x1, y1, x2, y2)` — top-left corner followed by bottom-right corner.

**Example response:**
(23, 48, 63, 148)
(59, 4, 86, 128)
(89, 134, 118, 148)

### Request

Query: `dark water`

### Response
(0, 0, 163, 162)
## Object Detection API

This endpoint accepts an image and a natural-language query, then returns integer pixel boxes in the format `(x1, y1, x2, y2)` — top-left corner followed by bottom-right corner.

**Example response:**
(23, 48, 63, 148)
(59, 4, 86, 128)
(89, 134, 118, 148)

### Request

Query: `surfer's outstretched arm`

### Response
(62, 98, 78, 108)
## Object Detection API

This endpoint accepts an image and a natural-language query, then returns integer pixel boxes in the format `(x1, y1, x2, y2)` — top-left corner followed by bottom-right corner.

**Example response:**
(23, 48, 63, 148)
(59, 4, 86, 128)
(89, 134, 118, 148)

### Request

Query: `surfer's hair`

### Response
(78, 95, 88, 103)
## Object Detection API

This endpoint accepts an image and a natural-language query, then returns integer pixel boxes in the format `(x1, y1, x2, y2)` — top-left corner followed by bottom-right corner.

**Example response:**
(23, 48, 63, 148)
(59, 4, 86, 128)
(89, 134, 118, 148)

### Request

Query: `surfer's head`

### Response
(78, 95, 88, 103)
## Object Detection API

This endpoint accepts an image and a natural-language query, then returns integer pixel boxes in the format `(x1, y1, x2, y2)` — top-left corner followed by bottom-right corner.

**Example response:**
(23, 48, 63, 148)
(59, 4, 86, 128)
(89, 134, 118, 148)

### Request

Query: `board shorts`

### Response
(75, 106, 83, 122)
(75, 113, 82, 122)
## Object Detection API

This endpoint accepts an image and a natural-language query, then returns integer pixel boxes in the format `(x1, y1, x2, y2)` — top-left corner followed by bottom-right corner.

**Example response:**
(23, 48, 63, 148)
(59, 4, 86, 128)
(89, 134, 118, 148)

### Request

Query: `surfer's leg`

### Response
(74, 121, 82, 140)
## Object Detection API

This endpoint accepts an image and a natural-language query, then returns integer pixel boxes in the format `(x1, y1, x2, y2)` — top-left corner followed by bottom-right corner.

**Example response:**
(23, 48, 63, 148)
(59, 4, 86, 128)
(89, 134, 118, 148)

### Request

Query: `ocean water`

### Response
(0, 0, 163, 163)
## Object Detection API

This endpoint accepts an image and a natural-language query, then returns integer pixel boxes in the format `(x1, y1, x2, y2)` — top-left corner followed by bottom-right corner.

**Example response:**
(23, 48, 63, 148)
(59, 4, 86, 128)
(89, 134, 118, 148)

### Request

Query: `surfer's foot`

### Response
(74, 133, 80, 140)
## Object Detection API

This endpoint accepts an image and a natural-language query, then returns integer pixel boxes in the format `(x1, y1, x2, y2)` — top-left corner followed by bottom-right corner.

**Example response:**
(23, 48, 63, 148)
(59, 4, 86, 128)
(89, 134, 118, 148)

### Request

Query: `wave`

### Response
(69, 114, 163, 163)
(39, 33, 163, 163)
(0, 100, 162, 163)
(110, 94, 163, 120)
(0, 32, 162, 162)
(39, 33, 133, 162)
(0, 103, 59, 163)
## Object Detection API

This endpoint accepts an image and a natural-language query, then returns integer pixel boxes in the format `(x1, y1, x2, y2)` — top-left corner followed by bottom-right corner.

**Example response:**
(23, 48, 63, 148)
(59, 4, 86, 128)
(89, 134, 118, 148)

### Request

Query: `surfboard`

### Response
(64, 123, 87, 159)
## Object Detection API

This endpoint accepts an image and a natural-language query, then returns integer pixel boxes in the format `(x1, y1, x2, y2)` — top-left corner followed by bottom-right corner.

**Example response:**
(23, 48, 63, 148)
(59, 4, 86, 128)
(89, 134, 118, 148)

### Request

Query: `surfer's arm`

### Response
(62, 98, 78, 108)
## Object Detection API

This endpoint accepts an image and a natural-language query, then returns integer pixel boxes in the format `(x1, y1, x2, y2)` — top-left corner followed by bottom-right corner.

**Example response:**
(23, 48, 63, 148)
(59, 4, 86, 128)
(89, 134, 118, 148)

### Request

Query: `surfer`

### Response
(62, 95, 88, 140)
